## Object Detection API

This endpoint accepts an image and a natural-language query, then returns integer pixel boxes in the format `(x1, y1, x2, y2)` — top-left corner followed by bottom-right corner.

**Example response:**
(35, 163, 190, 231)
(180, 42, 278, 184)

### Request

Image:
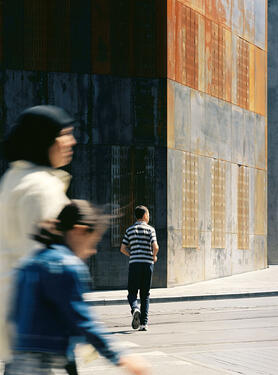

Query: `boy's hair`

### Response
(135, 205, 148, 220)
(33, 200, 110, 246)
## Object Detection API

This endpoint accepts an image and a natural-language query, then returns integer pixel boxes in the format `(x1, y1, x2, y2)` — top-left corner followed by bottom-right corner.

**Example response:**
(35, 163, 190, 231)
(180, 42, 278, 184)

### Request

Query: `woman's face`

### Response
(48, 127, 76, 168)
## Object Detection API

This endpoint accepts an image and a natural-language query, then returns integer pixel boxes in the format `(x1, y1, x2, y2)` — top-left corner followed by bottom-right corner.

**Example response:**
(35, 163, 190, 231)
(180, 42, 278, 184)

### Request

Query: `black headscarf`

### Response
(3, 105, 75, 166)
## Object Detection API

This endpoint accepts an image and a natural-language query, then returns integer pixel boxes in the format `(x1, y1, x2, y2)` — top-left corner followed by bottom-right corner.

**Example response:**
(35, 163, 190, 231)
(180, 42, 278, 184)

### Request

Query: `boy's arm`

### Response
(120, 243, 130, 257)
(152, 242, 159, 262)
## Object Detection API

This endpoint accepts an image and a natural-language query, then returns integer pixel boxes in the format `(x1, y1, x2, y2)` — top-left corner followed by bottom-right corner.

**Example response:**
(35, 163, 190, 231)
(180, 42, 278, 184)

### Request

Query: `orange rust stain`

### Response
(177, 0, 205, 15)
(224, 28, 232, 102)
(248, 43, 255, 112)
(168, 0, 176, 80)
(236, 38, 249, 109)
(198, 13, 205, 92)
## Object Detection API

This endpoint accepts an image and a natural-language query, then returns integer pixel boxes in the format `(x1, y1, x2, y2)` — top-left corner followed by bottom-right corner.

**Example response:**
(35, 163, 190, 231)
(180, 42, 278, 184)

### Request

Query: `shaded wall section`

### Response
(268, 0, 278, 264)
(0, 1, 167, 289)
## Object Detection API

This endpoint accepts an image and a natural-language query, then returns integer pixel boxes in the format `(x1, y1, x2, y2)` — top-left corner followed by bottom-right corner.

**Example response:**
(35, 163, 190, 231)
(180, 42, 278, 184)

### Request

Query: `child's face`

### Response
(66, 226, 104, 259)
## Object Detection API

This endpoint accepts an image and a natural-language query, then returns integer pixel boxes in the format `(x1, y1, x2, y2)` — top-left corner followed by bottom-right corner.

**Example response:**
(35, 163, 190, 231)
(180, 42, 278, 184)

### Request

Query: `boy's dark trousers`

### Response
(127, 262, 154, 326)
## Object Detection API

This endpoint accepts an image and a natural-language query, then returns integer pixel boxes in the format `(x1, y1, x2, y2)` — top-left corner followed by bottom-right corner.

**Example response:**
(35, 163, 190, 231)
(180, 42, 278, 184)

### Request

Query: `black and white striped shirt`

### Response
(122, 221, 157, 264)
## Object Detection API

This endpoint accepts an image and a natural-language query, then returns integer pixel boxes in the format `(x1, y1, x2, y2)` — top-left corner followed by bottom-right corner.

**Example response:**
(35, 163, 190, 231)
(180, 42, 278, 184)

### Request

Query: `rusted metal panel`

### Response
(254, 0, 266, 50)
(236, 37, 249, 109)
(175, 3, 198, 89)
(23, 0, 48, 71)
(182, 152, 199, 248)
(224, 28, 232, 102)
(211, 160, 226, 249)
(168, 0, 176, 80)
(231, 34, 238, 105)
(178, 0, 205, 14)
(205, 19, 219, 98)
(248, 43, 255, 112)
(237, 165, 249, 250)
(254, 46, 266, 116)
(167, 80, 175, 148)
(255, 114, 266, 169)
(197, 13, 205, 92)
(175, 1, 187, 85)
(232, 0, 244, 37)
(206, 0, 231, 27)
(254, 169, 266, 235)
(244, 0, 255, 43)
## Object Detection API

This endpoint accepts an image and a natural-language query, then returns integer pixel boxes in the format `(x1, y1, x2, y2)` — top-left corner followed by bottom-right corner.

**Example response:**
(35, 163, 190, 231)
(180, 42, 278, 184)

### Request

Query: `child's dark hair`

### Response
(33, 200, 110, 246)
(135, 205, 148, 220)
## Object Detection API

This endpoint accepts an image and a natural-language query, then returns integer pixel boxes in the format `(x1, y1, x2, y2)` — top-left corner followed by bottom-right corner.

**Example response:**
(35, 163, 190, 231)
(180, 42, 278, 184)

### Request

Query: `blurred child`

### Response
(5, 200, 150, 375)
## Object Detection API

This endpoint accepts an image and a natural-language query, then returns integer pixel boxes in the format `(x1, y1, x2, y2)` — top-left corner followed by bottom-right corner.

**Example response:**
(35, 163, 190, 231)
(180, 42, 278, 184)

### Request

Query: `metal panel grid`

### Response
(211, 160, 226, 249)
(237, 166, 249, 249)
(23, 0, 48, 71)
(205, 0, 231, 27)
(111, 146, 133, 248)
(178, 0, 205, 14)
(182, 152, 199, 248)
(237, 37, 249, 109)
(175, 2, 199, 89)
(205, 19, 219, 98)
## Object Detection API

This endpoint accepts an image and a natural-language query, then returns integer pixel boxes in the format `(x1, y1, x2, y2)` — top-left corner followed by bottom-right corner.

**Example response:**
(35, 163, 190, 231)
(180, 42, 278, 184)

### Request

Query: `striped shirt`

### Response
(122, 221, 157, 264)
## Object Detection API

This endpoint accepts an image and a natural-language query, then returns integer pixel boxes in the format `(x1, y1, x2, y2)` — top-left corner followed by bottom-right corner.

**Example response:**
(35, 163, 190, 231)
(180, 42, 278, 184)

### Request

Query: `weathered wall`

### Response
(167, 0, 267, 286)
(0, 0, 268, 288)
(0, 1, 168, 289)
(268, 0, 278, 264)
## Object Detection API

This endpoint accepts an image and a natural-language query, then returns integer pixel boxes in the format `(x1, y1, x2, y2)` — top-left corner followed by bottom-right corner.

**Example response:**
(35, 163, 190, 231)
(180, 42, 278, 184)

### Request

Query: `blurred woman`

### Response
(6, 200, 150, 375)
(0, 105, 76, 364)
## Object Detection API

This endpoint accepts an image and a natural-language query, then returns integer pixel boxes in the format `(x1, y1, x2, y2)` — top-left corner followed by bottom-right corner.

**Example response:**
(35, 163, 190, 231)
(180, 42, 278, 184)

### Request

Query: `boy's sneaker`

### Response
(139, 325, 148, 331)
(131, 308, 141, 329)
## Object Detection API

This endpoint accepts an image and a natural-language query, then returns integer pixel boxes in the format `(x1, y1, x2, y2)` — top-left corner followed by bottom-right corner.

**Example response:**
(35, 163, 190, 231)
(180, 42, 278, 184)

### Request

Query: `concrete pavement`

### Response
(84, 265, 278, 305)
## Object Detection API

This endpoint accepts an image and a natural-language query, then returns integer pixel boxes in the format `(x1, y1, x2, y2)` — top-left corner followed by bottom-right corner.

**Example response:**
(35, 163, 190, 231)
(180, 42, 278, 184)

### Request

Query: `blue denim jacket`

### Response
(9, 245, 121, 365)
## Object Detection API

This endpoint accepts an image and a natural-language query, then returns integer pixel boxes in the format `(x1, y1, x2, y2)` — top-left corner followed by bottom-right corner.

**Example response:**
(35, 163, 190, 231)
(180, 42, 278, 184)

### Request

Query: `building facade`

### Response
(0, 0, 267, 288)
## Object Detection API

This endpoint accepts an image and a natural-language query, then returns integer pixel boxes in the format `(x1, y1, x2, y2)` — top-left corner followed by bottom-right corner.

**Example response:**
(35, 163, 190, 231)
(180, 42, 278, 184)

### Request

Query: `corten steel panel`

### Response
(205, 19, 219, 98)
(248, 43, 255, 112)
(167, 80, 175, 148)
(198, 13, 205, 92)
(211, 160, 226, 249)
(236, 38, 249, 109)
(254, 46, 266, 116)
(231, 34, 238, 105)
(91, 0, 111, 75)
(47, 0, 71, 72)
(23, 0, 48, 71)
(244, 0, 255, 43)
(218, 26, 225, 101)
(232, 0, 244, 37)
(175, 3, 198, 89)
(218, 100, 232, 161)
(254, 0, 266, 50)
(177, 0, 205, 14)
(237, 166, 249, 250)
(244, 110, 255, 167)
(224, 28, 232, 102)
(168, 0, 176, 80)
(175, 1, 187, 85)
(205, 0, 231, 27)
(182, 152, 199, 248)
(254, 169, 266, 236)
(232, 105, 244, 164)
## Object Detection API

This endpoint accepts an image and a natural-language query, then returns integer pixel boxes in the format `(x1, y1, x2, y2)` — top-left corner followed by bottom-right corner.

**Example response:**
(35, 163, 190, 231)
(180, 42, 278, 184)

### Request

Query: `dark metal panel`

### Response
(3, 0, 24, 69)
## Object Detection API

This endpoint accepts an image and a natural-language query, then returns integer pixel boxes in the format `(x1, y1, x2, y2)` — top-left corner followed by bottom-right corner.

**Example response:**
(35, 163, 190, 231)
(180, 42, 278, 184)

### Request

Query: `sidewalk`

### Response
(84, 265, 278, 305)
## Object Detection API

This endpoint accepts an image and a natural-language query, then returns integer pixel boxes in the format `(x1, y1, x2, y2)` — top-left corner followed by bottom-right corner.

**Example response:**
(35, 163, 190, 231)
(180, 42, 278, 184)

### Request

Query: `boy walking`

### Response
(120, 206, 159, 331)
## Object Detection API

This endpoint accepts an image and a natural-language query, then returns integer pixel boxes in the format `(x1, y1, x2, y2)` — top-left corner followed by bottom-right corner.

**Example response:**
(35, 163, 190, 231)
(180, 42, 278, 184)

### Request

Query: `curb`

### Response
(86, 291, 278, 306)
